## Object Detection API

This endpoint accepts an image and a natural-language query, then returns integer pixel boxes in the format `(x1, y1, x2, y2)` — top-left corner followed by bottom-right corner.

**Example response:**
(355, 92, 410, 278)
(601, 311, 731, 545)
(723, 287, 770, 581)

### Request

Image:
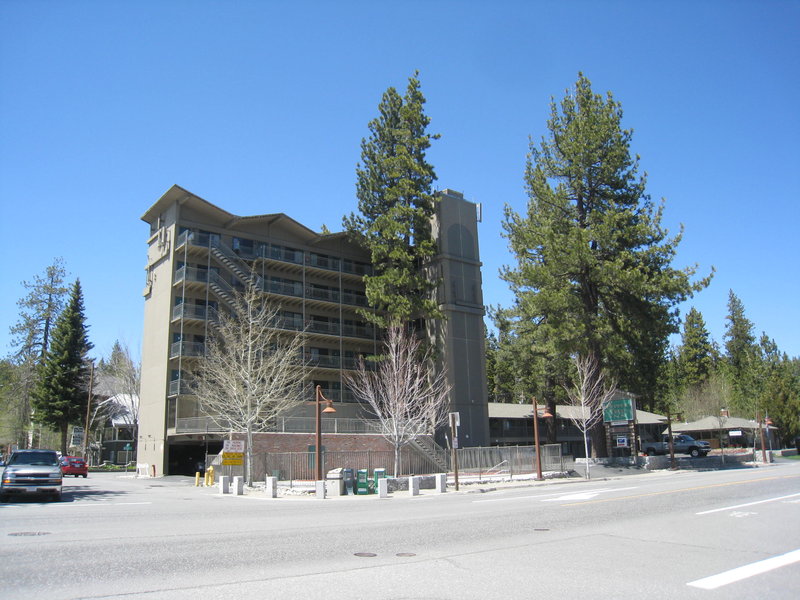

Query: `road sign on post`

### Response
(222, 440, 244, 466)
(603, 398, 635, 422)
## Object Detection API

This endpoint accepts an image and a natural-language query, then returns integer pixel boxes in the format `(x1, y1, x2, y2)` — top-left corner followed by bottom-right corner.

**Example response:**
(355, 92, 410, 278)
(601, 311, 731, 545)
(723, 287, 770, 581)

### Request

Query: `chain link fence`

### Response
(208, 443, 568, 486)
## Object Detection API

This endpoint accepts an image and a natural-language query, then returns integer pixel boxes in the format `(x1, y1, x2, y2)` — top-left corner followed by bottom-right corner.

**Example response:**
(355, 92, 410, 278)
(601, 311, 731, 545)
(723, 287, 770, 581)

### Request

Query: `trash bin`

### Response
(343, 468, 355, 495)
(326, 467, 344, 496)
(356, 469, 370, 495)
(373, 468, 386, 491)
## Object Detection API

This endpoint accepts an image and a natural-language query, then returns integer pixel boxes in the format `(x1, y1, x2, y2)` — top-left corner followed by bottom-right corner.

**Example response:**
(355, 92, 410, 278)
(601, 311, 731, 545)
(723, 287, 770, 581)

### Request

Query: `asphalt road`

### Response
(1, 461, 799, 599)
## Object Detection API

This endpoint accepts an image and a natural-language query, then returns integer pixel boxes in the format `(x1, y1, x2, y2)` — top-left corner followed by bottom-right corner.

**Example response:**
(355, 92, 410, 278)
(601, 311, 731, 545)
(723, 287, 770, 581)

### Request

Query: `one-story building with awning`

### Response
(488, 402, 667, 458)
(670, 416, 779, 449)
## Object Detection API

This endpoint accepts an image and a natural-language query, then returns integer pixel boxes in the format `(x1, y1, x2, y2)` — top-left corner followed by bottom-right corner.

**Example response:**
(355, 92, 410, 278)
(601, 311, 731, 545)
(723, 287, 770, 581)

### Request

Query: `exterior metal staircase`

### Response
(410, 435, 449, 473)
(209, 238, 263, 289)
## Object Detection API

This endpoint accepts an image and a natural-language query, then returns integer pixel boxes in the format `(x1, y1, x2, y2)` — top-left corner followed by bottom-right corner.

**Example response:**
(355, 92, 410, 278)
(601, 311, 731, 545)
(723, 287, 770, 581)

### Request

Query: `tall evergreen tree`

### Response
(344, 72, 441, 325)
(723, 290, 756, 376)
(32, 280, 93, 454)
(678, 307, 716, 388)
(7, 258, 69, 448)
(9, 257, 68, 360)
(501, 74, 711, 454)
(722, 290, 758, 411)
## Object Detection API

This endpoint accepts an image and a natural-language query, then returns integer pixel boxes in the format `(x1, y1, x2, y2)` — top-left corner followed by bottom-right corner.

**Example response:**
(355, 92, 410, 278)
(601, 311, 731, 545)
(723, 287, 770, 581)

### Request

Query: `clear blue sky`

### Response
(1, 1, 798, 361)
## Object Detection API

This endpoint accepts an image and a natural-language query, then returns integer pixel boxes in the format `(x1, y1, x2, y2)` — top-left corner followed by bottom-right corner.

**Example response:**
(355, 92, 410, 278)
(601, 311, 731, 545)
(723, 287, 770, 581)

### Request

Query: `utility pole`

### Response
(449, 412, 459, 491)
(83, 361, 94, 462)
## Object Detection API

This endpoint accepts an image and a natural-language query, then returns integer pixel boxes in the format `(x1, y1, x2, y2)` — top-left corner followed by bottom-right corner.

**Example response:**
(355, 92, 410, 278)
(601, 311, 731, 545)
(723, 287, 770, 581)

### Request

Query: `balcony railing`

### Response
(306, 253, 341, 272)
(306, 286, 340, 303)
(178, 230, 374, 277)
(342, 357, 377, 371)
(168, 379, 194, 396)
(174, 266, 209, 284)
(307, 320, 340, 336)
(174, 415, 380, 434)
(341, 291, 369, 307)
(342, 323, 375, 339)
(306, 354, 341, 369)
(267, 245, 303, 265)
(172, 303, 219, 322)
(342, 259, 372, 276)
(170, 341, 205, 359)
(265, 280, 303, 298)
(273, 316, 305, 332)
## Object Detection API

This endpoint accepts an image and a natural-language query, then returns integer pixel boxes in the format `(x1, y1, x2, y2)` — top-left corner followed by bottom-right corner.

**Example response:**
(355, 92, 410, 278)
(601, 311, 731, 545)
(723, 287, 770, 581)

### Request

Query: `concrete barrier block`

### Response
(232, 476, 244, 495)
(219, 475, 230, 494)
(409, 476, 420, 496)
(435, 473, 447, 493)
(265, 476, 277, 498)
(315, 480, 326, 499)
(378, 478, 389, 498)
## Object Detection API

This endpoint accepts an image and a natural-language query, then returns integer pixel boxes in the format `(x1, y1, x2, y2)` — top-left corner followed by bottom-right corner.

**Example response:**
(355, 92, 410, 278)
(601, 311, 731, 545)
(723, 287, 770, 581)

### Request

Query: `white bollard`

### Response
(435, 473, 447, 493)
(232, 476, 244, 495)
(315, 480, 327, 499)
(219, 475, 230, 494)
(378, 477, 389, 498)
(408, 475, 420, 496)
(265, 476, 277, 498)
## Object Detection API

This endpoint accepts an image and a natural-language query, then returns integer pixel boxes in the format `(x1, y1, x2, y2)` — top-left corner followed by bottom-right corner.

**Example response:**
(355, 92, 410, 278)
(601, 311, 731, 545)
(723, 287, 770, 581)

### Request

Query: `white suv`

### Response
(0, 449, 63, 502)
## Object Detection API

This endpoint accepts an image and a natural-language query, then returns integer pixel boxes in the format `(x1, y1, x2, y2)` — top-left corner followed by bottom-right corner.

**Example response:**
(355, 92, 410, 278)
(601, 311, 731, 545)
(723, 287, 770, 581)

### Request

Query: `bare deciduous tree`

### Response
(345, 324, 450, 476)
(563, 353, 617, 479)
(189, 284, 307, 485)
(680, 372, 733, 464)
(100, 341, 141, 431)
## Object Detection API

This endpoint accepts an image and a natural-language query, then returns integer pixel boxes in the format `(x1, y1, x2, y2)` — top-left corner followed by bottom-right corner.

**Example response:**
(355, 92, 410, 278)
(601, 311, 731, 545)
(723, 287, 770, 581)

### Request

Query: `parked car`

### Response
(643, 434, 711, 458)
(60, 456, 88, 478)
(0, 449, 63, 502)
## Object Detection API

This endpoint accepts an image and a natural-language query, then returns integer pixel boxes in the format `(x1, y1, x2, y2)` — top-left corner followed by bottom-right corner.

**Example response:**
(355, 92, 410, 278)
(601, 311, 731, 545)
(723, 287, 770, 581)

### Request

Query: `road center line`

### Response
(61, 501, 153, 507)
(695, 492, 800, 515)
(559, 475, 789, 507)
(473, 488, 620, 503)
(687, 548, 800, 589)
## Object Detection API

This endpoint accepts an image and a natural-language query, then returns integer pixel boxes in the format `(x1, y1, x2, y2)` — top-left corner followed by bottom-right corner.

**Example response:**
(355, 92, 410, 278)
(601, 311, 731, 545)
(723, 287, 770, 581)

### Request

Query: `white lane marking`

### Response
(473, 486, 638, 504)
(543, 491, 601, 501)
(62, 501, 153, 507)
(542, 486, 639, 503)
(696, 492, 800, 515)
(687, 548, 800, 589)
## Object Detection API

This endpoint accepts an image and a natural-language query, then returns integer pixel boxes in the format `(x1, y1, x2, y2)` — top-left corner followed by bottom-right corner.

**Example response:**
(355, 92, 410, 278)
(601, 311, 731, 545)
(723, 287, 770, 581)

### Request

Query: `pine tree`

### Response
(723, 290, 756, 377)
(722, 290, 758, 412)
(344, 72, 441, 325)
(9, 257, 68, 360)
(7, 258, 69, 448)
(678, 307, 716, 387)
(32, 280, 93, 454)
(501, 74, 711, 454)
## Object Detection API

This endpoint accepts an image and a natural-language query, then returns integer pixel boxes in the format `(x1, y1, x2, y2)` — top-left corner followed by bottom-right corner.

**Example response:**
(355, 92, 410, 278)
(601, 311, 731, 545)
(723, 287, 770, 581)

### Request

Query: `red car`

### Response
(60, 456, 88, 478)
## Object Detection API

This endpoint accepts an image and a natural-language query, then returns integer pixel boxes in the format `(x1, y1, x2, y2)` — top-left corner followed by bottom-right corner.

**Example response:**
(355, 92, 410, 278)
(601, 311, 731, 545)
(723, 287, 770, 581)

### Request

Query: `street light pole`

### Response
(532, 396, 553, 481)
(666, 410, 682, 470)
(756, 410, 768, 464)
(83, 361, 95, 462)
(314, 385, 336, 481)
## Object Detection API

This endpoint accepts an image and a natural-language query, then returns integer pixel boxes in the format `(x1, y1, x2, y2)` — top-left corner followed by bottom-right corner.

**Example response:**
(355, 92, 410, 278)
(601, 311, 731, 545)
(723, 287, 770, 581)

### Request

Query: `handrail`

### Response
(175, 415, 381, 434)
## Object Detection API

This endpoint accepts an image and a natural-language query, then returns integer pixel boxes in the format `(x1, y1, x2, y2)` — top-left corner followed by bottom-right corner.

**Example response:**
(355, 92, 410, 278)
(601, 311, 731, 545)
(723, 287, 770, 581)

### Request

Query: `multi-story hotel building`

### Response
(138, 185, 488, 475)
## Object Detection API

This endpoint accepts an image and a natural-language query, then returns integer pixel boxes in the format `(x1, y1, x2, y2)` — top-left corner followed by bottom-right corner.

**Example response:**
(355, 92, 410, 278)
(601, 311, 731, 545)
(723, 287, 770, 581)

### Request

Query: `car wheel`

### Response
(82, 474, 87, 478)
(52, 493, 62, 502)
(690, 448, 700, 458)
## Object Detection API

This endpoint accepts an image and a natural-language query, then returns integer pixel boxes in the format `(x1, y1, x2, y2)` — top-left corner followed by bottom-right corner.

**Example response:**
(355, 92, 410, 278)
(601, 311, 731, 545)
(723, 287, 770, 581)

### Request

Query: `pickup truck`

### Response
(643, 434, 711, 458)
(0, 449, 63, 502)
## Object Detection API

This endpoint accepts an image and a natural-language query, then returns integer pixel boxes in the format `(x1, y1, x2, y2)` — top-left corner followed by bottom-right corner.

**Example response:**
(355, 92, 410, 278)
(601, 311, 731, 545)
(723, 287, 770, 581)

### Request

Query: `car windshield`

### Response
(8, 451, 59, 466)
